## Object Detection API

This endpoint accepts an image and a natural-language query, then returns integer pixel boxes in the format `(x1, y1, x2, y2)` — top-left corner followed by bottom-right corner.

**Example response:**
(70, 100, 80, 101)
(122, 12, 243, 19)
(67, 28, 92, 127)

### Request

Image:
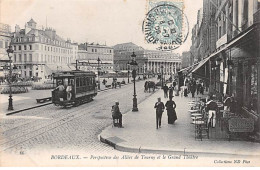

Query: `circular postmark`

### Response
(142, 3, 189, 51)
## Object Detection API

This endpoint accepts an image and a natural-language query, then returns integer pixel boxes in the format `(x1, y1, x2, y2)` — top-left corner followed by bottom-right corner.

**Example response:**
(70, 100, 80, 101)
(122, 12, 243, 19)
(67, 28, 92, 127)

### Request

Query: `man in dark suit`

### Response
(154, 97, 165, 129)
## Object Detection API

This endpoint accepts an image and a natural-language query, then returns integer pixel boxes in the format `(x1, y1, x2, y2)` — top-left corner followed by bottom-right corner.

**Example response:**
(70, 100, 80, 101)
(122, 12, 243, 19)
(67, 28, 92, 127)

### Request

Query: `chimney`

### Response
(15, 25, 20, 33)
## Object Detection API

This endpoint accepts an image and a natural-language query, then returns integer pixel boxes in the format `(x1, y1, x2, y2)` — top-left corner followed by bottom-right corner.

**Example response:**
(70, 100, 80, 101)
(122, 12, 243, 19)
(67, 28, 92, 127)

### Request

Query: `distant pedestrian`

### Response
(197, 82, 201, 95)
(165, 96, 177, 124)
(168, 85, 173, 98)
(190, 79, 196, 98)
(163, 84, 169, 98)
(172, 81, 176, 89)
(154, 97, 165, 129)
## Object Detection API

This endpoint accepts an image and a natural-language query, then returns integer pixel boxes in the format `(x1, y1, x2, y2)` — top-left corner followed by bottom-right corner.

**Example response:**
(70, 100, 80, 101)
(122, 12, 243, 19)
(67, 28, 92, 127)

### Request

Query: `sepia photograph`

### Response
(0, 0, 260, 167)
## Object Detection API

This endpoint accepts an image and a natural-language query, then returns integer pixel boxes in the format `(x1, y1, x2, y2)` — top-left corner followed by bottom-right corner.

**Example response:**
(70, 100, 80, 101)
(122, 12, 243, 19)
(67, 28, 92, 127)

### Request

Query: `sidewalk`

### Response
(100, 89, 260, 157)
(0, 87, 52, 116)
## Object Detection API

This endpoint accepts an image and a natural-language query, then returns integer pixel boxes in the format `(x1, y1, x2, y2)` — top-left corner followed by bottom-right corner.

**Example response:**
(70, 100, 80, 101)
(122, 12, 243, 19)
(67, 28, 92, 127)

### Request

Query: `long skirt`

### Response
(167, 109, 177, 124)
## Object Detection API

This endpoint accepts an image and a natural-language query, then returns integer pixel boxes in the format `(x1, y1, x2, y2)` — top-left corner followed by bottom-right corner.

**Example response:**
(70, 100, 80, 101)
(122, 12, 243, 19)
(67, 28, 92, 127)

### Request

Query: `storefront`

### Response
(189, 23, 260, 134)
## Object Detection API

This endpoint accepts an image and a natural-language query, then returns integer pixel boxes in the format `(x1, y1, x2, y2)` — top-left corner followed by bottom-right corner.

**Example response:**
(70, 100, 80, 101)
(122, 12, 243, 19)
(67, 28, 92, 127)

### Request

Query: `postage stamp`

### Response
(142, 0, 189, 51)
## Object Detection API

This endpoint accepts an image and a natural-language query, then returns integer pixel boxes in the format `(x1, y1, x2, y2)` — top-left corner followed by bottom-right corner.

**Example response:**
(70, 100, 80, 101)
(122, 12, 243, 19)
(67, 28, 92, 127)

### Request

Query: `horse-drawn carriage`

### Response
(144, 81, 156, 92)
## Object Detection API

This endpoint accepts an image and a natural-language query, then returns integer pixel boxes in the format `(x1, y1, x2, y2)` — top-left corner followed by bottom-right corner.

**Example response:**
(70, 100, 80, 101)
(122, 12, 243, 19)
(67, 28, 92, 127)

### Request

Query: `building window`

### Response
(45, 46, 47, 51)
(92, 49, 94, 52)
(14, 46, 16, 51)
(24, 54, 27, 62)
(29, 54, 32, 62)
(24, 45, 27, 50)
(0, 41, 3, 48)
(48, 47, 49, 51)
(219, 26, 222, 39)
(95, 49, 97, 52)
(5, 41, 8, 48)
(29, 45, 32, 50)
(14, 54, 16, 62)
(19, 54, 22, 61)
(19, 45, 21, 50)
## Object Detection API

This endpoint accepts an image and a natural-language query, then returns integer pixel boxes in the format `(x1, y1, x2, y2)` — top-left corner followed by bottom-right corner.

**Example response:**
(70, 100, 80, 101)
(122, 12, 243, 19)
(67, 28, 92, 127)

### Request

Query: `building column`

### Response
(233, 0, 238, 36)
(257, 24, 260, 133)
(238, 0, 244, 30)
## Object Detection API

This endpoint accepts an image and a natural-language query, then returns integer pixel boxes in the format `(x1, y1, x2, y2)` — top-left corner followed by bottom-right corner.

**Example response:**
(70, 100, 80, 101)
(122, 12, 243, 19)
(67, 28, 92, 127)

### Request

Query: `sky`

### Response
(0, 0, 203, 54)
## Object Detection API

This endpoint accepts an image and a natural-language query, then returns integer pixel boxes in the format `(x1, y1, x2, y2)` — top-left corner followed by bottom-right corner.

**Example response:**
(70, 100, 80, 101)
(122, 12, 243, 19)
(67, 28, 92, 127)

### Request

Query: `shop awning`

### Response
(179, 62, 199, 74)
(190, 27, 254, 74)
(191, 57, 211, 73)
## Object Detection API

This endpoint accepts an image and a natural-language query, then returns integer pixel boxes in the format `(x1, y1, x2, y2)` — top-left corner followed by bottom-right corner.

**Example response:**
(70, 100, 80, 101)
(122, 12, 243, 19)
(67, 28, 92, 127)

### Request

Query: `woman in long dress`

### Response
(165, 96, 177, 124)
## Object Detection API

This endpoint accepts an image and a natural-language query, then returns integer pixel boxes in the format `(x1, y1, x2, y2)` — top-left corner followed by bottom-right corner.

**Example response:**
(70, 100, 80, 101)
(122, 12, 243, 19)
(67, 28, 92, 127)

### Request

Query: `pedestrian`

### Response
(172, 81, 176, 88)
(190, 79, 196, 98)
(111, 101, 123, 128)
(184, 86, 188, 97)
(190, 84, 196, 98)
(66, 81, 72, 101)
(168, 85, 174, 98)
(206, 96, 218, 128)
(144, 81, 148, 92)
(165, 96, 177, 124)
(154, 97, 165, 129)
(163, 84, 169, 98)
(197, 82, 201, 95)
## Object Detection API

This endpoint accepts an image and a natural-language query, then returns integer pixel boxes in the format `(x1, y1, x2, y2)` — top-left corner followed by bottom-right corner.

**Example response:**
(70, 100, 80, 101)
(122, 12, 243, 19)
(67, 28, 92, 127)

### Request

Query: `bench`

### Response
(228, 118, 254, 141)
(36, 97, 52, 103)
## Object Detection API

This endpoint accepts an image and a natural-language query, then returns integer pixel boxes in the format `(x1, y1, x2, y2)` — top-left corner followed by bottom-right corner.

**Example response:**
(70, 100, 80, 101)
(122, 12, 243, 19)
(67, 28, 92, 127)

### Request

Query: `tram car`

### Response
(52, 70, 97, 107)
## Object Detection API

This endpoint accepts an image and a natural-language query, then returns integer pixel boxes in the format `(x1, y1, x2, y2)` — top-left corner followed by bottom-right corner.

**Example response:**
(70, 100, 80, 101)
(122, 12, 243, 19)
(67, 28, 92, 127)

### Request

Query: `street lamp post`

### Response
(130, 52, 138, 112)
(127, 61, 130, 83)
(6, 46, 14, 110)
(161, 65, 164, 88)
(97, 57, 101, 90)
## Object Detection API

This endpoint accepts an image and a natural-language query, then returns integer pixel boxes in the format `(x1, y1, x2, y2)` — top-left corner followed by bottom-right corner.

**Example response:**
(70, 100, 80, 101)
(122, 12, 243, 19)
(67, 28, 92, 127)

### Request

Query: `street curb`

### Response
(6, 102, 52, 116)
(100, 134, 260, 157)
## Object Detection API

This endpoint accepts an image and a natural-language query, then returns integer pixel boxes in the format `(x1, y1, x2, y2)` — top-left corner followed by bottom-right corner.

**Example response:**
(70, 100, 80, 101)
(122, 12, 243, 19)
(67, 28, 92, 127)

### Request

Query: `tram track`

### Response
(0, 84, 133, 141)
(0, 79, 156, 152)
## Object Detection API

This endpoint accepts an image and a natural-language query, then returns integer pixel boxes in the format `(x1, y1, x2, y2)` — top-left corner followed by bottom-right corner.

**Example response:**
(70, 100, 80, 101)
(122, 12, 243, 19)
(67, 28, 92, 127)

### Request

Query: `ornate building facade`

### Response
(113, 42, 181, 75)
(77, 43, 114, 73)
(11, 19, 78, 79)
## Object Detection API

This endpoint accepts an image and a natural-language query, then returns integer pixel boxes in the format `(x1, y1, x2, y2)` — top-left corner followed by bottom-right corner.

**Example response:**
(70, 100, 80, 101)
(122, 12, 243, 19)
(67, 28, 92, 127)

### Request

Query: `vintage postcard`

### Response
(0, 0, 260, 167)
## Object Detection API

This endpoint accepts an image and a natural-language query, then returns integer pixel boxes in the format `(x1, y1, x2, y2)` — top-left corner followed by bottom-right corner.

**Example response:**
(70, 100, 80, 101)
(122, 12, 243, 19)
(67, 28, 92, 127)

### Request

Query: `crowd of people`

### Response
(180, 78, 205, 98)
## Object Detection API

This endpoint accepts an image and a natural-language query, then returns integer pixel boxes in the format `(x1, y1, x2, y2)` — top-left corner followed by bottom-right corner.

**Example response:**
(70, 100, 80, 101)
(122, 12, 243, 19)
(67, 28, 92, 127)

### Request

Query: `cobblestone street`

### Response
(0, 79, 156, 157)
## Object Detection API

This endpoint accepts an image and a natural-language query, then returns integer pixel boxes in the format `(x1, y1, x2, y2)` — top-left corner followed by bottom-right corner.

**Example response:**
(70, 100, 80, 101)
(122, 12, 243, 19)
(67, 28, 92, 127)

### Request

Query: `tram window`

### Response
(89, 78, 92, 85)
(69, 79, 74, 86)
(93, 77, 95, 84)
(76, 78, 79, 87)
(83, 77, 86, 86)
(64, 78, 68, 87)
(86, 77, 89, 85)
(80, 77, 83, 86)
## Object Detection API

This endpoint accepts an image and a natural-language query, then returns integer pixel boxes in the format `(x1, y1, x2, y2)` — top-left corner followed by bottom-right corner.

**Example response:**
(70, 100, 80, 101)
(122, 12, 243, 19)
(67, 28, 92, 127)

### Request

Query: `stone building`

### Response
(0, 23, 12, 79)
(77, 43, 114, 73)
(113, 42, 181, 75)
(11, 19, 77, 79)
(186, 0, 260, 134)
